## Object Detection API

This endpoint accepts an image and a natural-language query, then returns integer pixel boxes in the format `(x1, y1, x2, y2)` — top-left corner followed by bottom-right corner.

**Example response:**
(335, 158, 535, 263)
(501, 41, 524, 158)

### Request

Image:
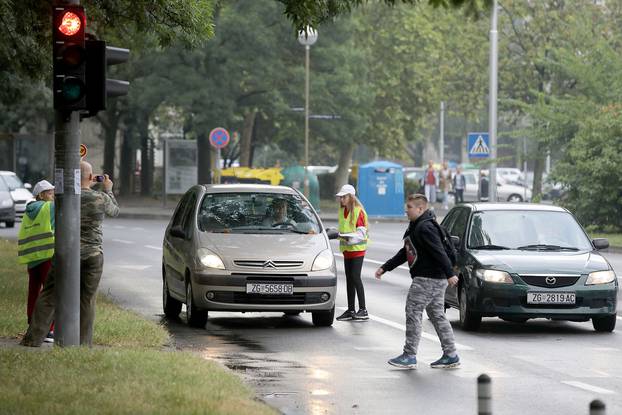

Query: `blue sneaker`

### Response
(388, 353, 417, 369)
(430, 354, 460, 369)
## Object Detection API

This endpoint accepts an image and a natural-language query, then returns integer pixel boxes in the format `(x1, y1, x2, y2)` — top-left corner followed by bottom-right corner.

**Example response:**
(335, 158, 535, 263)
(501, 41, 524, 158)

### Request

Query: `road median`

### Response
(0, 239, 276, 415)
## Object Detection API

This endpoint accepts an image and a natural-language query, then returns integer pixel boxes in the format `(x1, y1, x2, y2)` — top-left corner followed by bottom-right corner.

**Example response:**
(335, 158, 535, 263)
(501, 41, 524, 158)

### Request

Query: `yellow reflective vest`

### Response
(17, 202, 54, 265)
(338, 205, 368, 253)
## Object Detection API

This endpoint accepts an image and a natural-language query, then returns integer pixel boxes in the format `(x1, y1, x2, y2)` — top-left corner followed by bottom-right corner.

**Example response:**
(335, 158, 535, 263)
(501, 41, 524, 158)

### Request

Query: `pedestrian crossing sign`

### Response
(468, 133, 490, 158)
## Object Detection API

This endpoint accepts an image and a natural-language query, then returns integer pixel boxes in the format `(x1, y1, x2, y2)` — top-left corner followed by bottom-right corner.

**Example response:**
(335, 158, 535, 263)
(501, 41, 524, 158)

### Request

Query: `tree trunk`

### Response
(238, 110, 256, 167)
(335, 143, 356, 192)
(531, 142, 546, 201)
(197, 132, 212, 184)
(140, 131, 151, 196)
(119, 129, 134, 196)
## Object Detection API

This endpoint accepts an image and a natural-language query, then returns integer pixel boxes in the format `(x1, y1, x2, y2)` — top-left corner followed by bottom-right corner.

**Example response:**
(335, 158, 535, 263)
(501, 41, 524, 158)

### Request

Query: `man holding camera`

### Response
(21, 161, 119, 347)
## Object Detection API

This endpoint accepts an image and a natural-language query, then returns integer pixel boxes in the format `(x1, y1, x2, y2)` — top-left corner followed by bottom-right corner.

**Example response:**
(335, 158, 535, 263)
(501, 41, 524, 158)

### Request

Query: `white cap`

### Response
(335, 184, 356, 197)
(33, 180, 55, 197)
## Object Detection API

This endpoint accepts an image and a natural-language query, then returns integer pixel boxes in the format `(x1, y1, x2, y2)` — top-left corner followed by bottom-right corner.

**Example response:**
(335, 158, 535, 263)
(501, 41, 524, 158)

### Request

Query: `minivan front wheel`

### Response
(459, 287, 481, 331)
(507, 194, 523, 203)
(186, 281, 208, 328)
(163, 271, 182, 319)
(312, 307, 335, 327)
(592, 315, 616, 332)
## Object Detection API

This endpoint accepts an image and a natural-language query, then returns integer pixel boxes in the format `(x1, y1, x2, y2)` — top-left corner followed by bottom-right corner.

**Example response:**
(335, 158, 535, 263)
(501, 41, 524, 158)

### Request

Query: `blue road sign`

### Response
(209, 127, 230, 149)
(468, 133, 490, 158)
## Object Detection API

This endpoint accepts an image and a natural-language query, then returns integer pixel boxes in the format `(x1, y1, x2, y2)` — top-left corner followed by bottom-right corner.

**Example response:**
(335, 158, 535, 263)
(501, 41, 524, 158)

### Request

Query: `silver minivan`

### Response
(162, 184, 339, 328)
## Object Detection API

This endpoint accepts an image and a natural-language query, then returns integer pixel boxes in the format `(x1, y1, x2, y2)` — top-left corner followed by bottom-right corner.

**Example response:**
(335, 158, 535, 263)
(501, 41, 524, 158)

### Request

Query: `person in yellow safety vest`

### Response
(335, 184, 370, 322)
(17, 180, 55, 343)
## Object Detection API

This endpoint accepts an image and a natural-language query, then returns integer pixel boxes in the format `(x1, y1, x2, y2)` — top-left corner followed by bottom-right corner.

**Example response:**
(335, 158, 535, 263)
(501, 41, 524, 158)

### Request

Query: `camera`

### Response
(95, 175, 105, 183)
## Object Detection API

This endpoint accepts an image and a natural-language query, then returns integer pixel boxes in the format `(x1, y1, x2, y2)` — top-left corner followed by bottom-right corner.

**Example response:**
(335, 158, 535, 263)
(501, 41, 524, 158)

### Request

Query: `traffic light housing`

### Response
(52, 5, 87, 111)
(84, 39, 130, 117)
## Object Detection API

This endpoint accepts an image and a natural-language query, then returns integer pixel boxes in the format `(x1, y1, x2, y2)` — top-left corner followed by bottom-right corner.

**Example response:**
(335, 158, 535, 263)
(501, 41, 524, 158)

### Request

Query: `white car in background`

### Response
(0, 171, 35, 217)
(461, 170, 532, 202)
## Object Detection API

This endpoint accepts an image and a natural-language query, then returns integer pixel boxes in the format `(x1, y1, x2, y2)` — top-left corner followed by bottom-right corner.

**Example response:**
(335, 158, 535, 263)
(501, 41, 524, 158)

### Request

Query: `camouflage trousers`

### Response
(403, 277, 456, 356)
(21, 253, 104, 347)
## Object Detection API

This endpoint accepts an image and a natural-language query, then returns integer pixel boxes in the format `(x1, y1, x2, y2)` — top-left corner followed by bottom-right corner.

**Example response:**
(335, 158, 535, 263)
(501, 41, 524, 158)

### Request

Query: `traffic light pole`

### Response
(54, 0, 81, 347)
(54, 111, 81, 347)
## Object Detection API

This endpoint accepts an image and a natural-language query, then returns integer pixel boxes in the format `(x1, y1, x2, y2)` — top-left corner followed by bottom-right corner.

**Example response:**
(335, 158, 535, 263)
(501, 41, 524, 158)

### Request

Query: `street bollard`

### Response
(477, 374, 492, 415)
(589, 399, 605, 415)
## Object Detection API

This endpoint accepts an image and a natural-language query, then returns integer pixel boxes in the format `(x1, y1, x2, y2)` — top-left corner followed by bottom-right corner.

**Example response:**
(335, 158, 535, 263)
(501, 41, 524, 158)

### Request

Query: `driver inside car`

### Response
(263, 198, 297, 227)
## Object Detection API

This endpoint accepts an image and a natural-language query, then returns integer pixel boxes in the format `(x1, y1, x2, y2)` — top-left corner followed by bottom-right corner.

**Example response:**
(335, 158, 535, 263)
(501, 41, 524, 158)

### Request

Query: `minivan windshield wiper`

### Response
(470, 244, 511, 250)
(516, 244, 580, 251)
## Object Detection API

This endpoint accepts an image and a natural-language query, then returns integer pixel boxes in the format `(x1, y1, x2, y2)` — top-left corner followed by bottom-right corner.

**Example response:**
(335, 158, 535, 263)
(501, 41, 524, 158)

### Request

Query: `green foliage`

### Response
(554, 105, 622, 231)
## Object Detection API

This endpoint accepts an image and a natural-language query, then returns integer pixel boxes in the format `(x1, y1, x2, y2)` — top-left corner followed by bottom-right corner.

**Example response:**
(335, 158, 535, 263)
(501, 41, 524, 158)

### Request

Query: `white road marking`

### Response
(334, 252, 409, 271)
(115, 265, 152, 271)
(113, 225, 125, 229)
(336, 306, 473, 351)
(561, 381, 615, 395)
(617, 315, 622, 321)
(131, 227, 145, 231)
(145, 245, 163, 251)
(111, 238, 134, 244)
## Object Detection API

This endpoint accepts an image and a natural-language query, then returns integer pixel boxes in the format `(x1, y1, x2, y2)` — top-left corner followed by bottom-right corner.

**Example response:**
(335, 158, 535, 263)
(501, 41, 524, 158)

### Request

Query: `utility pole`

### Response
(488, 0, 499, 202)
(439, 101, 445, 163)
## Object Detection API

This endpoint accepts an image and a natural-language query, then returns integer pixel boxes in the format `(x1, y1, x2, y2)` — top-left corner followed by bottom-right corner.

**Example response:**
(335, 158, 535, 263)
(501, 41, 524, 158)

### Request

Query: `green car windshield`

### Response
(468, 210, 593, 251)
(198, 192, 321, 234)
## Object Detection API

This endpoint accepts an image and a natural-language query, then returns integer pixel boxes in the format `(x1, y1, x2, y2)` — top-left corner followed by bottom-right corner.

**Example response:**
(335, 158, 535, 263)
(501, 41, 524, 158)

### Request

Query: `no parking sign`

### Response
(209, 128, 230, 149)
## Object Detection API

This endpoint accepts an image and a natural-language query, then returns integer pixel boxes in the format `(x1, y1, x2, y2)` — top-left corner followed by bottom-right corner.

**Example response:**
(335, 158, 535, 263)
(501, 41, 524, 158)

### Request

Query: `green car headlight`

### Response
(586, 270, 616, 285)
(476, 269, 513, 284)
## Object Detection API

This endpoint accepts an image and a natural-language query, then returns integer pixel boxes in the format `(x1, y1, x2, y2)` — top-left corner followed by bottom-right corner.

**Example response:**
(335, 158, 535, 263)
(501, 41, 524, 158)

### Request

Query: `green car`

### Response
(441, 203, 618, 332)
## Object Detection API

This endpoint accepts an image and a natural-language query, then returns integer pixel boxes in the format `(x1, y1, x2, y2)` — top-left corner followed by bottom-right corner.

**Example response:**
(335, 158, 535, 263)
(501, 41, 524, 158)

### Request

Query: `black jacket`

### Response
(381, 209, 454, 279)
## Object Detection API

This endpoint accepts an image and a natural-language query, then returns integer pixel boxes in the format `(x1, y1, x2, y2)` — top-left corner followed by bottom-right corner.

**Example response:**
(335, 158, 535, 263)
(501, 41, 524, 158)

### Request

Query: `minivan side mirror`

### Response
(592, 238, 609, 250)
(326, 228, 339, 240)
(170, 225, 186, 239)
(450, 235, 460, 248)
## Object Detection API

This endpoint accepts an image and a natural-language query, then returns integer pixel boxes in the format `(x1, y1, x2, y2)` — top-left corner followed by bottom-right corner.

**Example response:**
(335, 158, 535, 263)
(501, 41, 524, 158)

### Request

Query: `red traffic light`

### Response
(58, 11, 82, 36)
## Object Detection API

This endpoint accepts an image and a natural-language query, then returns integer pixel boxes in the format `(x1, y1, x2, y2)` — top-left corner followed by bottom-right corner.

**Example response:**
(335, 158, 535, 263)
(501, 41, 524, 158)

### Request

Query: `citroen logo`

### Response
(545, 277, 557, 285)
(262, 260, 277, 269)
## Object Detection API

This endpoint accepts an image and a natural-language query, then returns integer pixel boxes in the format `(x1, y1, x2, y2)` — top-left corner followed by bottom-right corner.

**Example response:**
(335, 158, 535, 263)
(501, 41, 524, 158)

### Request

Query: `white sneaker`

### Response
(44, 331, 54, 343)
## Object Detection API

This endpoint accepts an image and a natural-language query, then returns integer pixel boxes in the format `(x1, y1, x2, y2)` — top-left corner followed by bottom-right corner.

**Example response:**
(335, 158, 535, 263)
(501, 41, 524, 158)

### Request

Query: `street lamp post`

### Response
(298, 27, 318, 198)
(489, 0, 499, 202)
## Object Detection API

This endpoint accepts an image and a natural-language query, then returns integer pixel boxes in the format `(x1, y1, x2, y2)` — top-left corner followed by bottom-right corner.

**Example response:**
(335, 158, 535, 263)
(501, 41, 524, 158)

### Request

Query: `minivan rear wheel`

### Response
(312, 307, 334, 327)
(186, 281, 207, 328)
(592, 315, 616, 332)
(5, 220, 14, 228)
(163, 270, 182, 319)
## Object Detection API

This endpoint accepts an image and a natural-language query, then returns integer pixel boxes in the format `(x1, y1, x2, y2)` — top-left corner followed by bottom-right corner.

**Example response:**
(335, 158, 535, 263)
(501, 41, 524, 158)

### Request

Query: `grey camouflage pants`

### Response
(404, 277, 456, 356)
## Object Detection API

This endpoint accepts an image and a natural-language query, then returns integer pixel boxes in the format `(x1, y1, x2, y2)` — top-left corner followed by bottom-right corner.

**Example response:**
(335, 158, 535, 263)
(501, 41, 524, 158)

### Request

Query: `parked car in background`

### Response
(162, 184, 339, 328)
(403, 167, 446, 202)
(441, 203, 617, 332)
(460, 169, 532, 202)
(0, 176, 16, 227)
(0, 171, 35, 217)
(496, 167, 524, 184)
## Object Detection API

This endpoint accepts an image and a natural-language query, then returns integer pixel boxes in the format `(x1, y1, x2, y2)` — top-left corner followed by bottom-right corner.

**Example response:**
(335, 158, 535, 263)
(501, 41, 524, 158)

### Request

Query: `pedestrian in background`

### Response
(21, 161, 120, 347)
(479, 170, 489, 202)
(439, 161, 451, 210)
(375, 194, 460, 369)
(17, 180, 56, 343)
(453, 166, 466, 204)
(424, 160, 437, 204)
(335, 184, 370, 322)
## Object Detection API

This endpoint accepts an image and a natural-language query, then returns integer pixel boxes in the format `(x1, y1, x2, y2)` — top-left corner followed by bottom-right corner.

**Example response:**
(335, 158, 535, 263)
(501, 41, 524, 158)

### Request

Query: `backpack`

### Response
(416, 218, 458, 266)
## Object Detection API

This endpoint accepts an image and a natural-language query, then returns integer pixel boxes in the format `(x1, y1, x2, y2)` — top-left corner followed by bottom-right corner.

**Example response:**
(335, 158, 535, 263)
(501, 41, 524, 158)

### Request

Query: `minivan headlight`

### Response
(198, 248, 225, 270)
(0, 199, 12, 207)
(312, 249, 334, 271)
(476, 269, 513, 284)
(586, 270, 616, 285)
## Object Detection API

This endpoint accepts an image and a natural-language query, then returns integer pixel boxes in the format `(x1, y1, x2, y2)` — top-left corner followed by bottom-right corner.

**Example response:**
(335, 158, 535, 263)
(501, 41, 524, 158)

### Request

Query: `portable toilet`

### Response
(357, 161, 404, 217)
(280, 165, 320, 210)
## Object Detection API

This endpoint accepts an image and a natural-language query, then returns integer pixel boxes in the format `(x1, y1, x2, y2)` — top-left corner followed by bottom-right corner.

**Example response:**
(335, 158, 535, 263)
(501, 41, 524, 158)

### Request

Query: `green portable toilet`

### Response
(280, 165, 320, 210)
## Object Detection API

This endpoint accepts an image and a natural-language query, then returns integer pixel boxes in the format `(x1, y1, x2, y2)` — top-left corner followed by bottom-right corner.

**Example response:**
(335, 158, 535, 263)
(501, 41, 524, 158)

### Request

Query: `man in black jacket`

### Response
(375, 194, 460, 369)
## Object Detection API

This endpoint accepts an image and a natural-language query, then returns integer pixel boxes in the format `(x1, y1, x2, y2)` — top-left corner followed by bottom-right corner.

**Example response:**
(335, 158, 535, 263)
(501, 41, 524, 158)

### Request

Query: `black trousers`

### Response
(344, 256, 366, 310)
(454, 189, 464, 204)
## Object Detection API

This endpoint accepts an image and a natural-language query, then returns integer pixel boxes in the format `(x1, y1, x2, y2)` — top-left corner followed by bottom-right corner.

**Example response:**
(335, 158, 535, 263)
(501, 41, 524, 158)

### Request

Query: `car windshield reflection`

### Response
(197, 192, 321, 234)
(468, 210, 593, 251)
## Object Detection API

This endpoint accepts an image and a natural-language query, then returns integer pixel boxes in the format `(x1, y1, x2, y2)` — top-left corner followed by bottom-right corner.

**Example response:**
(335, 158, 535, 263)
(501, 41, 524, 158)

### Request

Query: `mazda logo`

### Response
(262, 260, 277, 269)
(545, 277, 557, 285)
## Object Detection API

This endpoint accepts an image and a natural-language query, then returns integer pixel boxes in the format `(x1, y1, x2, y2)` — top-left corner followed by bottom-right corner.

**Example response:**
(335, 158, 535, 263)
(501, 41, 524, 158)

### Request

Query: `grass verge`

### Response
(0, 239, 276, 415)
